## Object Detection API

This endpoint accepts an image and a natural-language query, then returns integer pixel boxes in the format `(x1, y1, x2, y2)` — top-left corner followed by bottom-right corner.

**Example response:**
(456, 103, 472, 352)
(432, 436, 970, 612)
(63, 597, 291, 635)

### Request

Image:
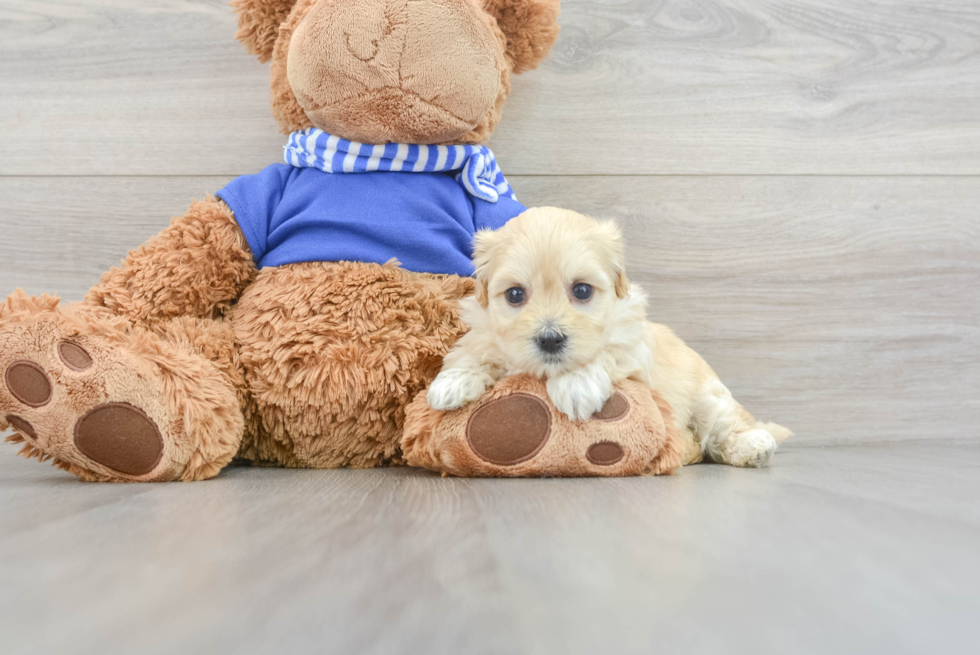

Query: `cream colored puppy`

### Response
(427, 207, 791, 467)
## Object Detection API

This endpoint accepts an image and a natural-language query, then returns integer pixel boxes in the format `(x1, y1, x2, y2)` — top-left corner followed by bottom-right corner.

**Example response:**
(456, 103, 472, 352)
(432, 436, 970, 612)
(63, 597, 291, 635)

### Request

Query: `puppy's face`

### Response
(473, 207, 630, 377)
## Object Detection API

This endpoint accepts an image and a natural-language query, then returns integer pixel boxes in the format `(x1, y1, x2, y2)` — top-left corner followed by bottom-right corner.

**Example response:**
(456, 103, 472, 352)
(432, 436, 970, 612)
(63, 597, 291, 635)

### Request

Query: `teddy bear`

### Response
(0, 0, 685, 482)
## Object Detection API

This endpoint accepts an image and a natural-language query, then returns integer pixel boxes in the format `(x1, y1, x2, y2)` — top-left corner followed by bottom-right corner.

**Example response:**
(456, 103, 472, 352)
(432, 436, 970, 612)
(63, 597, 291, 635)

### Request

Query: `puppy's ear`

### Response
(472, 228, 502, 308)
(594, 219, 630, 299)
(613, 265, 630, 299)
(475, 279, 490, 308)
(231, 0, 298, 62)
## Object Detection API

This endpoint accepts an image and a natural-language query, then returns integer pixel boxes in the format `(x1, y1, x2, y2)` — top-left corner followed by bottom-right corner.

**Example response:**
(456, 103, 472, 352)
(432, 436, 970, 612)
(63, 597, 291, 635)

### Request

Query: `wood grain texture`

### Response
(1, 175, 977, 445)
(1, 0, 980, 175)
(2, 2, 977, 650)
(0, 441, 978, 655)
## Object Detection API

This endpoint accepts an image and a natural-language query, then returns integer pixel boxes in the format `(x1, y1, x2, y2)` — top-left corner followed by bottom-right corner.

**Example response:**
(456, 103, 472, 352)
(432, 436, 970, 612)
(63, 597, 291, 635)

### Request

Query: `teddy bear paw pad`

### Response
(5, 361, 53, 407)
(74, 403, 164, 476)
(465, 393, 552, 465)
(586, 441, 625, 466)
(5, 414, 37, 439)
(592, 392, 630, 422)
(2, 345, 163, 478)
(0, 309, 186, 481)
(58, 341, 93, 371)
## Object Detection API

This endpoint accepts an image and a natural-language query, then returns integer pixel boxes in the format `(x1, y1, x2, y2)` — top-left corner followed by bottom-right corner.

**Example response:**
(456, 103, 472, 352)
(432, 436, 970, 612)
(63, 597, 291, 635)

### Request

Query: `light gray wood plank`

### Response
(767, 439, 980, 525)
(0, 176, 233, 300)
(0, 442, 978, 655)
(0, 0, 281, 176)
(1, 175, 977, 445)
(528, 174, 980, 446)
(2, 0, 980, 175)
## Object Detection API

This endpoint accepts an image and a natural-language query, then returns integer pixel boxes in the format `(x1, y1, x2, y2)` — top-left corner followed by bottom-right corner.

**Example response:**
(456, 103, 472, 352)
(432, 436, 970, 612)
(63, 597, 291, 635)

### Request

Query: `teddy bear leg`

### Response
(0, 292, 245, 482)
(230, 261, 474, 468)
(403, 376, 687, 477)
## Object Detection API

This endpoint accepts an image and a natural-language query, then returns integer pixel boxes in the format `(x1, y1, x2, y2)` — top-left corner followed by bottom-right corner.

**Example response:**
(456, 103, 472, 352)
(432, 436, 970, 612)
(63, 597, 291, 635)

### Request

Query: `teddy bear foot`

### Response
(0, 292, 242, 482)
(402, 375, 686, 477)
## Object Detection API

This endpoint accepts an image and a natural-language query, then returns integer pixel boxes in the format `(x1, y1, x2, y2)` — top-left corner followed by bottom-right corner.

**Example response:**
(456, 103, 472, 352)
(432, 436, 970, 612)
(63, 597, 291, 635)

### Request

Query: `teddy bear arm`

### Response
(84, 197, 257, 326)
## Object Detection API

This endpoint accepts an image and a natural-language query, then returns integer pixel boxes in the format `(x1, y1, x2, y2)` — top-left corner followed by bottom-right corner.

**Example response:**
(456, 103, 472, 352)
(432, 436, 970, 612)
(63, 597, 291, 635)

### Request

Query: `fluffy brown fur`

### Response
(232, 0, 298, 62)
(265, 0, 554, 140)
(0, 256, 473, 481)
(85, 197, 256, 325)
(484, 0, 561, 73)
(0, 0, 564, 482)
(282, 0, 506, 144)
(232, 262, 473, 468)
(0, 292, 246, 482)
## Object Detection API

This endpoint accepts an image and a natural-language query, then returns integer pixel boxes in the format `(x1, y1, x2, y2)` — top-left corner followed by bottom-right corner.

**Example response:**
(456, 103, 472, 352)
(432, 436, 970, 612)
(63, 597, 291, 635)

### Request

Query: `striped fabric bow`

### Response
(283, 128, 516, 203)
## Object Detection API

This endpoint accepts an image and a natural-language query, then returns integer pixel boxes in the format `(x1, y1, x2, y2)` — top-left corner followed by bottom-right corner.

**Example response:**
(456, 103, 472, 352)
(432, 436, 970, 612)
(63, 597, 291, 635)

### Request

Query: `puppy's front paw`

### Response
(427, 369, 494, 411)
(547, 369, 612, 421)
(722, 429, 778, 468)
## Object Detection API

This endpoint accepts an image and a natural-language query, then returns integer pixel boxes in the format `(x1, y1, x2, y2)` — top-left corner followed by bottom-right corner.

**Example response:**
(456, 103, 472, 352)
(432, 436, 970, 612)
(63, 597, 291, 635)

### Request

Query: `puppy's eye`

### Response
(505, 287, 526, 305)
(572, 283, 593, 301)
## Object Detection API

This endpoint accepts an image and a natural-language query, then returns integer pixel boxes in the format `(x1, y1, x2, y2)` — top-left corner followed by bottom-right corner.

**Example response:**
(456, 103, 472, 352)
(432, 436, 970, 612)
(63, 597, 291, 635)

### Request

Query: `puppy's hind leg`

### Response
(690, 380, 785, 468)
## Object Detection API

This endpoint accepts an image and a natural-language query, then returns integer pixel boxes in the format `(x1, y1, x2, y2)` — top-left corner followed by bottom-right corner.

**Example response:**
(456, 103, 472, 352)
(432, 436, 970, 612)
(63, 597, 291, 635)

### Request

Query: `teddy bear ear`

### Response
(231, 0, 299, 63)
(483, 0, 561, 74)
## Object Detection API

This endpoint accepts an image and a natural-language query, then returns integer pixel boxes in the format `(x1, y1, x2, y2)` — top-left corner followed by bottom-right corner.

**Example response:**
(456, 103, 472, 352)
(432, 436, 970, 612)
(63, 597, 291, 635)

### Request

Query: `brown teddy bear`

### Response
(0, 0, 684, 481)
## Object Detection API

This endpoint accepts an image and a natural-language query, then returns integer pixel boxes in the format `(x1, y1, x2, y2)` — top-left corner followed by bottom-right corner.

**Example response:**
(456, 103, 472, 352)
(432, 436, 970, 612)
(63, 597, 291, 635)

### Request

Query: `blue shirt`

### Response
(216, 163, 526, 275)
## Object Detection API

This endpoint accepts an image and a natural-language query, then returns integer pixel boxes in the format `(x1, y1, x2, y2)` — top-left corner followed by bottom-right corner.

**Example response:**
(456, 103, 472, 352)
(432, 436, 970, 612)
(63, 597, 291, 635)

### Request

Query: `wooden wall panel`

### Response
(1, 1, 979, 175)
(2, 175, 976, 444)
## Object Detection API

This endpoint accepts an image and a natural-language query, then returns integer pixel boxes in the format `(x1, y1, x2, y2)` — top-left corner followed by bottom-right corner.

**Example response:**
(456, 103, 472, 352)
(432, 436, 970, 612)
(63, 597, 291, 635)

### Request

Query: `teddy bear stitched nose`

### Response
(345, 33, 381, 62)
(340, 0, 393, 63)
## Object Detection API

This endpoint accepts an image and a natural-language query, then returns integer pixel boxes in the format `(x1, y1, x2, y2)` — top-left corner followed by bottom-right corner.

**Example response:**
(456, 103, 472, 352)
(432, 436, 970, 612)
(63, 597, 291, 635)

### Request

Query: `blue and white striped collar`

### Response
(283, 128, 516, 203)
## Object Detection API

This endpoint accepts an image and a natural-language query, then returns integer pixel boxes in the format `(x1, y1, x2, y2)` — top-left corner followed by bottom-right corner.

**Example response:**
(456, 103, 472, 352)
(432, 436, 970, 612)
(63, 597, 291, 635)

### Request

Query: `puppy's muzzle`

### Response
(535, 328, 567, 355)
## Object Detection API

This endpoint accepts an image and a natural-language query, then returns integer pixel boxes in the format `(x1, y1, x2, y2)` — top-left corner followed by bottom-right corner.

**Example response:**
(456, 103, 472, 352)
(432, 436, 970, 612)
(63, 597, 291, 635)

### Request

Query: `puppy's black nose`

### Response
(535, 329, 567, 354)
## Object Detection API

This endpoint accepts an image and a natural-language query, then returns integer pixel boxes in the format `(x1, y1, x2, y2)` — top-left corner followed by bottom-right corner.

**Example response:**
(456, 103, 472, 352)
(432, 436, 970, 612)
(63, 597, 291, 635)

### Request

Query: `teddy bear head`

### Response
(232, 0, 560, 145)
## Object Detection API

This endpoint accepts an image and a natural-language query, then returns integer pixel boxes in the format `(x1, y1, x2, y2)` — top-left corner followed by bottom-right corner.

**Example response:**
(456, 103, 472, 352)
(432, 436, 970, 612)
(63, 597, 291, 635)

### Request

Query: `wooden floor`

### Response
(1, 1, 979, 652)
(1, 441, 978, 654)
